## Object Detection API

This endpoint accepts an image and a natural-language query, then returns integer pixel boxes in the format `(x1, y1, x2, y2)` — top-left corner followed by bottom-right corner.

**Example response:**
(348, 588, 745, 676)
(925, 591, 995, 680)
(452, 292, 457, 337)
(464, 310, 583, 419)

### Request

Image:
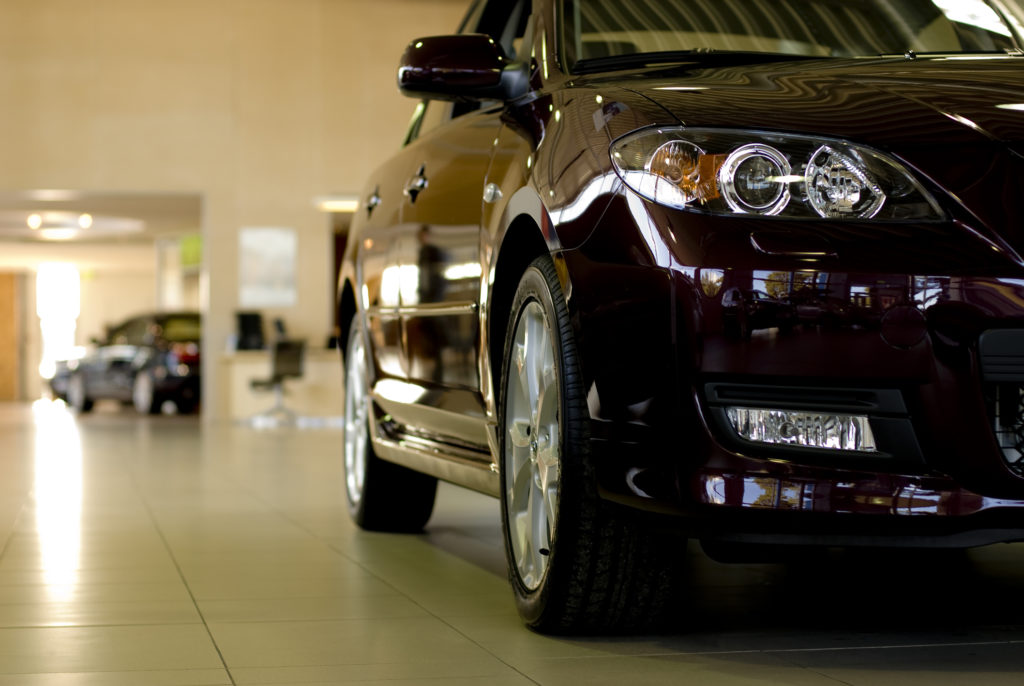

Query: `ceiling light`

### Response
(78, 213, 93, 229)
(27, 213, 42, 230)
(39, 229, 78, 241)
(28, 189, 82, 202)
(314, 195, 359, 213)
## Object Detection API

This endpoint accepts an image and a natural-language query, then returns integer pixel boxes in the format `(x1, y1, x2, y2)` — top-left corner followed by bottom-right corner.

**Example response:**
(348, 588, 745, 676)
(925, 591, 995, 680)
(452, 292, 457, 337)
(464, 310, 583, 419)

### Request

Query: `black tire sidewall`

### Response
(342, 317, 438, 532)
(69, 374, 92, 412)
(498, 256, 589, 628)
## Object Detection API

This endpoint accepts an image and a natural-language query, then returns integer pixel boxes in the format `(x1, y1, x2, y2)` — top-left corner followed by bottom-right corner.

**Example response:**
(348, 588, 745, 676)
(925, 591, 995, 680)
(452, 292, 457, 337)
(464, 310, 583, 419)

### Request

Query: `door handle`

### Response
(365, 187, 381, 217)
(404, 165, 429, 203)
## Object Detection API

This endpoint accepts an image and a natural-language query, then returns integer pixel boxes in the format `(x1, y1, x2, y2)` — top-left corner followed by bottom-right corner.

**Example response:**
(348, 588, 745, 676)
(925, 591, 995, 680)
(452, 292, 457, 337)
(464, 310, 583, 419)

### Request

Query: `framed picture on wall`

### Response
(238, 226, 297, 308)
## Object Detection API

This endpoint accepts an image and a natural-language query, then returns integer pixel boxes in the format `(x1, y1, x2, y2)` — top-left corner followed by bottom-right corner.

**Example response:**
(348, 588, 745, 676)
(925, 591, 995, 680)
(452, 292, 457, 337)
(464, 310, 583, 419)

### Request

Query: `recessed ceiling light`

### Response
(314, 195, 359, 213)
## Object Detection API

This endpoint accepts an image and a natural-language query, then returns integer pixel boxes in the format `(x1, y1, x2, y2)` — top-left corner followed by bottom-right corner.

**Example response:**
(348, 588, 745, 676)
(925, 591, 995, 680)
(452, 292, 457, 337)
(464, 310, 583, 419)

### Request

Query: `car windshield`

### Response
(159, 315, 201, 342)
(563, 0, 1024, 71)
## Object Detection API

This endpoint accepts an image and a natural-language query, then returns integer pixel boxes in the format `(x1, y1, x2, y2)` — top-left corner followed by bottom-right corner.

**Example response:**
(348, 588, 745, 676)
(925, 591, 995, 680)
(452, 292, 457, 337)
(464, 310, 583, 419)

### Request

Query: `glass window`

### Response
(125, 319, 151, 346)
(563, 0, 1024, 71)
(108, 318, 146, 345)
(159, 315, 201, 343)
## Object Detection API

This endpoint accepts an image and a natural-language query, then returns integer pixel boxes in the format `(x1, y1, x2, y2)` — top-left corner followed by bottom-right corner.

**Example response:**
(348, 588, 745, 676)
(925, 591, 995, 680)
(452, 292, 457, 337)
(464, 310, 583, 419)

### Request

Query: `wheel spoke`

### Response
(529, 475, 550, 568)
(510, 454, 535, 580)
(508, 452, 533, 522)
(544, 487, 558, 542)
(508, 419, 532, 449)
(515, 340, 534, 414)
(525, 312, 548, 415)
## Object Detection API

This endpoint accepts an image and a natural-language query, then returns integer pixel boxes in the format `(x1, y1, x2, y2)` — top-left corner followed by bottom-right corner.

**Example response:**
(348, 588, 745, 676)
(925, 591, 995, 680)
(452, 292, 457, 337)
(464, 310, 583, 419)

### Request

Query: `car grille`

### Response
(985, 383, 1024, 476)
(979, 330, 1024, 477)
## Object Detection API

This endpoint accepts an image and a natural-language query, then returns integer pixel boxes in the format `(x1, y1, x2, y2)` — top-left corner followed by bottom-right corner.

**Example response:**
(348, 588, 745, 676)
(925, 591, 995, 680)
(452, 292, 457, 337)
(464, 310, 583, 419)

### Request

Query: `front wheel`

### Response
(67, 373, 94, 413)
(499, 256, 685, 633)
(133, 371, 161, 414)
(343, 318, 437, 532)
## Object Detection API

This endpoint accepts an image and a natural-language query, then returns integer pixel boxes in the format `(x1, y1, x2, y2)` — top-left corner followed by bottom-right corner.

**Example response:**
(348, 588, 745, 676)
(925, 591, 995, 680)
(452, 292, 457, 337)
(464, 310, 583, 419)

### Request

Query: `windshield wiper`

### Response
(876, 48, 1024, 60)
(572, 49, 821, 74)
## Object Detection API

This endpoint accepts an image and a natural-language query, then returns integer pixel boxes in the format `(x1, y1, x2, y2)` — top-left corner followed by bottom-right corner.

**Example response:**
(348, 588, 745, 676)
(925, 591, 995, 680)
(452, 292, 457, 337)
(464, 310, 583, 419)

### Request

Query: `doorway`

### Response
(0, 273, 21, 401)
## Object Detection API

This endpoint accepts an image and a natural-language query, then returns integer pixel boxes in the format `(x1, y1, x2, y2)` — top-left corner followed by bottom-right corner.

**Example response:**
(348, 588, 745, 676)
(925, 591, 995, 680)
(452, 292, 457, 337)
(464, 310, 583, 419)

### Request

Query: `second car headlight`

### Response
(610, 126, 944, 221)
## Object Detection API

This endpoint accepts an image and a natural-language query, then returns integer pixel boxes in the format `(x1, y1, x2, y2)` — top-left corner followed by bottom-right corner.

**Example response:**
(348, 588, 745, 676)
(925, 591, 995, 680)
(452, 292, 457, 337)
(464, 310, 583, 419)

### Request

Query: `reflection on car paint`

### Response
(700, 471, 1024, 517)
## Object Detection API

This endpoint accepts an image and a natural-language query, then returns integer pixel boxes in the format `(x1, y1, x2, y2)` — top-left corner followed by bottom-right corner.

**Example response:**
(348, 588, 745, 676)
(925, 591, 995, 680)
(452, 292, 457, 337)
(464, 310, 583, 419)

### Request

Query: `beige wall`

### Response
(0, 0, 468, 418)
(78, 271, 158, 346)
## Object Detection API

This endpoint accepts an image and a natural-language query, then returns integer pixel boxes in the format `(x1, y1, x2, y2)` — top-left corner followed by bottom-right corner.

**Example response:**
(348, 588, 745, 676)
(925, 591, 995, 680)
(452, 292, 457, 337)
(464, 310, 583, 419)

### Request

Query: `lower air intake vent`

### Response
(984, 383, 1024, 477)
(979, 331, 1024, 476)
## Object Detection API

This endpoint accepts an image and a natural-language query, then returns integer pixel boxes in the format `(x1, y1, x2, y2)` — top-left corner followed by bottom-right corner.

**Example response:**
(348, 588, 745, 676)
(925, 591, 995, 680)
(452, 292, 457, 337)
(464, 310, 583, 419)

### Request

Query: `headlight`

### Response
(610, 127, 944, 221)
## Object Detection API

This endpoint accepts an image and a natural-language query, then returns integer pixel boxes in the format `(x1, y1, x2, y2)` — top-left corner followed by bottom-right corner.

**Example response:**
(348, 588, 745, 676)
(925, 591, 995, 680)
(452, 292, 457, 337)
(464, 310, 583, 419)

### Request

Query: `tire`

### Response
(67, 373, 94, 413)
(175, 397, 197, 414)
(133, 371, 161, 414)
(499, 255, 685, 634)
(343, 317, 437, 532)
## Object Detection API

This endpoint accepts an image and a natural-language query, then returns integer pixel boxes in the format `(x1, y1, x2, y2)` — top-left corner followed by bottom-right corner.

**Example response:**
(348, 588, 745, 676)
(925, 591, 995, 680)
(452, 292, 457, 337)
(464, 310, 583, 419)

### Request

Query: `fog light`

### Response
(726, 407, 877, 452)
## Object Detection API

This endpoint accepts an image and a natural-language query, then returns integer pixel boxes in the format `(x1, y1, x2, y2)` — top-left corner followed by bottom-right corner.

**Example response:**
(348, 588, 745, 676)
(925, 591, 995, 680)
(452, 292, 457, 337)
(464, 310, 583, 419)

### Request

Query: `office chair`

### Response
(249, 339, 306, 426)
(236, 311, 265, 351)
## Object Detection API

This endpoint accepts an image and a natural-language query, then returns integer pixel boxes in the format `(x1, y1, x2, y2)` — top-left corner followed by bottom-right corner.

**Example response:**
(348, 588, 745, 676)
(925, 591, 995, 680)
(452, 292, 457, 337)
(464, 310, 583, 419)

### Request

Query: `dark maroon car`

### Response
(338, 0, 1024, 632)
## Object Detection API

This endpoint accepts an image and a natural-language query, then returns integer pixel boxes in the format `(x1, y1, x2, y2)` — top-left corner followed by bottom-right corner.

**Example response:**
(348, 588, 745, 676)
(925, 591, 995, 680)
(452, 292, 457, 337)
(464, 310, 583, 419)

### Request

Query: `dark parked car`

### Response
(721, 288, 796, 338)
(787, 285, 853, 328)
(338, 0, 1024, 632)
(66, 312, 201, 415)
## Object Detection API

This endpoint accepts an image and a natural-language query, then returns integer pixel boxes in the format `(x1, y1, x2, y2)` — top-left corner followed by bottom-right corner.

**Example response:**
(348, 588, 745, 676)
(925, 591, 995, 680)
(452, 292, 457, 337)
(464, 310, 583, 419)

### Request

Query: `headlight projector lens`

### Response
(718, 144, 791, 215)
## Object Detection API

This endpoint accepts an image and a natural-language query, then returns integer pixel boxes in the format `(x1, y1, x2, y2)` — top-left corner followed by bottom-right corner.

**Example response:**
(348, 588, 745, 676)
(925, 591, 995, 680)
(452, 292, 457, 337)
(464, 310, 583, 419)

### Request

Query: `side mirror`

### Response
(397, 34, 526, 102)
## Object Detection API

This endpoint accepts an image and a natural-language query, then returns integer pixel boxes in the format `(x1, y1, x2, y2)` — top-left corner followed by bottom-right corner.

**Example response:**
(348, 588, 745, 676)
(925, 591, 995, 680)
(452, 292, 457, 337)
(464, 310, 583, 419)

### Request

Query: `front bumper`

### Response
(563, 196, 1024, 545)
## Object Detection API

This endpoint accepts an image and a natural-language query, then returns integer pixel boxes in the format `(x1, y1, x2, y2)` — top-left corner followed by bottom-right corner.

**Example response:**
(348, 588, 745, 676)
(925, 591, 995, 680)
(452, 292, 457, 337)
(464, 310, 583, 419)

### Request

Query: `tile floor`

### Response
(1, 399, 1024, 685)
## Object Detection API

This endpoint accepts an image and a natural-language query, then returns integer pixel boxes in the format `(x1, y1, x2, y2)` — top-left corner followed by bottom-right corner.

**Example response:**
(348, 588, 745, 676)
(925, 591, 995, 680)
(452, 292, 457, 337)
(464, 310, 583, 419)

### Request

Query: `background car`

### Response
(65, 311, 201, 414)
(338, 0, 1024, 633)
(721, 287, 796, 338)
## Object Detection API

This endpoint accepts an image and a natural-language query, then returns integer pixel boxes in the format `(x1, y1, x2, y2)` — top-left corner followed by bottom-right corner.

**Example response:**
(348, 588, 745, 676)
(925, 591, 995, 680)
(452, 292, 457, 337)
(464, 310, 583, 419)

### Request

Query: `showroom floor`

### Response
(1, 400, 1024, 685)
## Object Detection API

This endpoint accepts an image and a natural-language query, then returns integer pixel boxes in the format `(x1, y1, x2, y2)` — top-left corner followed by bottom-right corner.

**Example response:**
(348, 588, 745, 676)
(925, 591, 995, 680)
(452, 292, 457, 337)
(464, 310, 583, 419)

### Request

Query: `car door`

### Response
(371, 0, 532, 450)
(91, 316, 147, 400)
(397, 103, 502, 393)
(354, 153, 414, 383)
(361, 99, 498, 451)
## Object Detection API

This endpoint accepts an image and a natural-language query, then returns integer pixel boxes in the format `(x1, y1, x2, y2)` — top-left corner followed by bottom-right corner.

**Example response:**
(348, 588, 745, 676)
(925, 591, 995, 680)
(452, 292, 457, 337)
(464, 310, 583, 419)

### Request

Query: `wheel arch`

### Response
(488, 213, 551, 398)
(337, 279, 358, 362)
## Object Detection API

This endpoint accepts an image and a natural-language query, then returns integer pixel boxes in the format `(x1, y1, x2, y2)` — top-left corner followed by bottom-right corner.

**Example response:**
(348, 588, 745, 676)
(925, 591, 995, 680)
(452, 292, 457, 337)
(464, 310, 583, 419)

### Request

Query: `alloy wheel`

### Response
(133, 372, 155, 414)
(503, 300, 561, 591)
(344, 326, 370, 507)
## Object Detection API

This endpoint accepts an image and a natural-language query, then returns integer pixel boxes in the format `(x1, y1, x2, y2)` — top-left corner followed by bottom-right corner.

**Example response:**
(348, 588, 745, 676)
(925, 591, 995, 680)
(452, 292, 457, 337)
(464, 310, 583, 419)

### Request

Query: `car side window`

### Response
(107, 322, 129, 345)
(106, 318, 147, 346)
(124, 319, 150, 346)
(405, 100, 456, 143)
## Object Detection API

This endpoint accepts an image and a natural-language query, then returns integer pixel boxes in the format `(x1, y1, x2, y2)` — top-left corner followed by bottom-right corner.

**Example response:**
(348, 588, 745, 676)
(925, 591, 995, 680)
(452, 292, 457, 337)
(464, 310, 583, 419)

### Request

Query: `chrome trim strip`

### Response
(749, 233, 837, 259)
(398, 302, 478, 317)
(366, 302, 478, 318)
(371, 434, 500, 497)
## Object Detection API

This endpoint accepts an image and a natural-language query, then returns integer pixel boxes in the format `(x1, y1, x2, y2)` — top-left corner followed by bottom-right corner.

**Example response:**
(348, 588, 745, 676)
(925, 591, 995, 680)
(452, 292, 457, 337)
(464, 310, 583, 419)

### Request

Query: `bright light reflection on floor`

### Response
(32, 398, 83, 602)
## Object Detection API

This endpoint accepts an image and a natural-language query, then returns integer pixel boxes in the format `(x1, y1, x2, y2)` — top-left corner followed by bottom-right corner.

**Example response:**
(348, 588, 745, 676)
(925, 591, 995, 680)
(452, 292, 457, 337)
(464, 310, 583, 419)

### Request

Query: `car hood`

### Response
(618, 56, 1024, 147)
